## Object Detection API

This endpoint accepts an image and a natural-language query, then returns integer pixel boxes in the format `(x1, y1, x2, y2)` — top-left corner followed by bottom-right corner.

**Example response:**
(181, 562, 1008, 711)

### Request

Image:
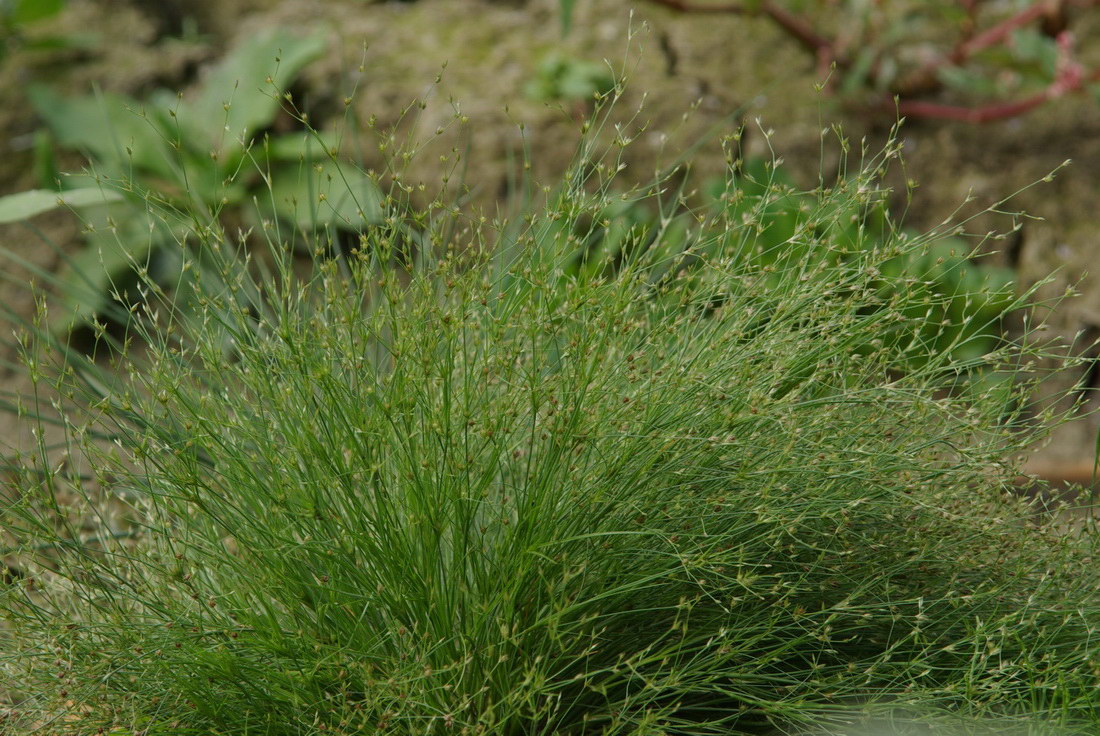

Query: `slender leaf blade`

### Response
(0, 187, 122, 224)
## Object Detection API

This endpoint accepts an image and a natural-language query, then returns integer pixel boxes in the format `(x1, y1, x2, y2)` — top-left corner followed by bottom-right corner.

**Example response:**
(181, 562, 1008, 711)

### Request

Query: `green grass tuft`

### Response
(1, 95, 1098, 736)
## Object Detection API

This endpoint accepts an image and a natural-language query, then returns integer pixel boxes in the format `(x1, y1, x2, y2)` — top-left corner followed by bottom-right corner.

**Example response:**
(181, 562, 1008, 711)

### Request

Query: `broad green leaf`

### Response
(52, 207, 157, 333)
(266, 130, 341, 162)
(28, 85, 179, 181)
(188, 30, 326, 160)
(0, 187, 121, 223)
(267, 159, 383, 230)
(555, 60, 613, 101)
(1009, 28, 1059, 76)
(963, 369, 1017, 408)
(936, 65, 1000, 97)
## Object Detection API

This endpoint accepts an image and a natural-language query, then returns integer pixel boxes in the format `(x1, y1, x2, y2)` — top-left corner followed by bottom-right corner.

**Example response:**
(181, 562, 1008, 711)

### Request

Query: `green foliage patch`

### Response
(7, 28, 382, 334)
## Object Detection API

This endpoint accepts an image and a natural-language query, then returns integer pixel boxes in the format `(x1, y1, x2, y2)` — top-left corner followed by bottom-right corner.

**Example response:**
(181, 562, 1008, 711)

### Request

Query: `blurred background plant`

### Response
(562, 0, 1100, 124)
(1, 27, 383, 334)
(525, 54, 616, 105)
(0, 0, 72, 61)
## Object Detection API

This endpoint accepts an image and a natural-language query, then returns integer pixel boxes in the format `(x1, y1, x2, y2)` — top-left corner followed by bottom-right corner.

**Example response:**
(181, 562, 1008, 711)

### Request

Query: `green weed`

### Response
(12, 27, 381, 334)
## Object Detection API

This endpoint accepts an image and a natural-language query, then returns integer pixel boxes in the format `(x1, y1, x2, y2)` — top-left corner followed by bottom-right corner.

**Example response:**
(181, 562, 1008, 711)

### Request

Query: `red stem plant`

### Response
(647, 0, 1100, 123)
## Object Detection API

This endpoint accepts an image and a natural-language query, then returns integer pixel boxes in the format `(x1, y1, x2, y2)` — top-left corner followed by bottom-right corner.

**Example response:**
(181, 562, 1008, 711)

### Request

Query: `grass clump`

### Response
(0, 96, 1098, 736)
